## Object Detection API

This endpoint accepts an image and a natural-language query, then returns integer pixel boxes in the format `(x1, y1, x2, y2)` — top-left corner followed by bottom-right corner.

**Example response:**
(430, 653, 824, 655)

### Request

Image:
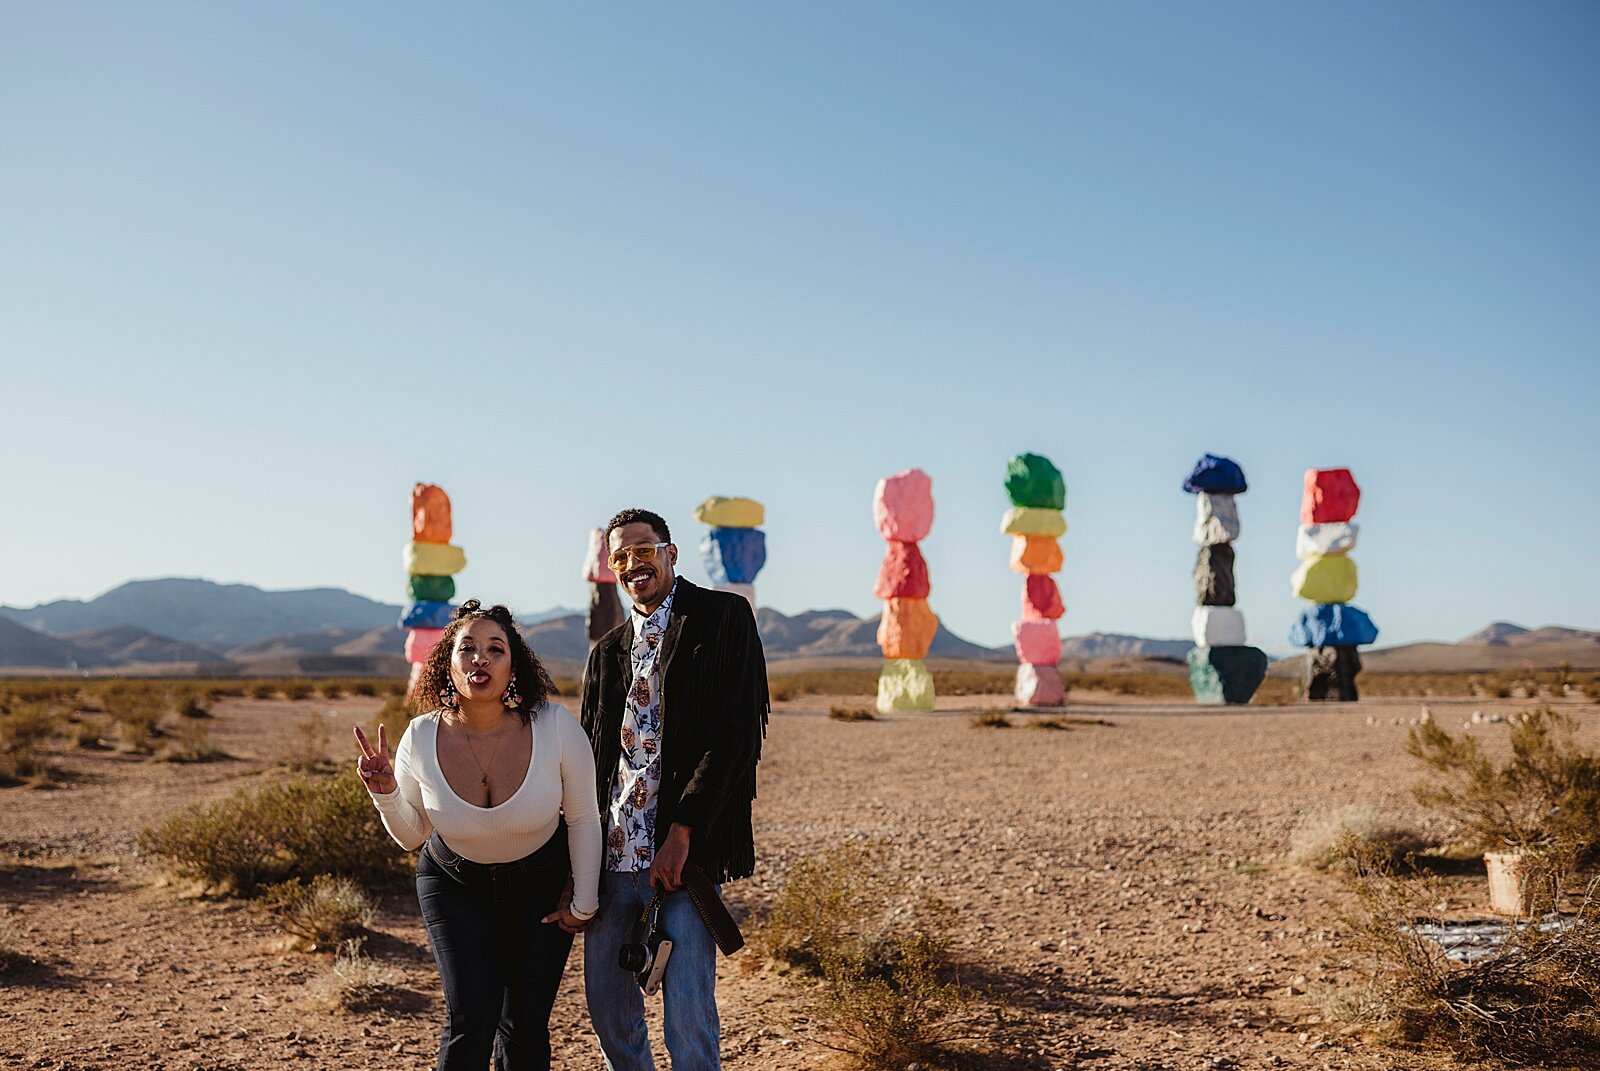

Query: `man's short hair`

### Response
(604, 508, 671, 545)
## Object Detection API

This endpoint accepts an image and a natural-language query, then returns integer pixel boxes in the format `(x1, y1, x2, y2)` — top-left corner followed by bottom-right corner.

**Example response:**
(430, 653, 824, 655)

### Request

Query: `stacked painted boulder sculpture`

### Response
(402, 483, 465, 696)
(582, 527, 624, 647)
(1003, 454, 1067, 707)
(874, 469, 937, 713)
(696, 496, 765, 609)
(1291, 468, 1376, 701)
(1182, 455, 1268, 705)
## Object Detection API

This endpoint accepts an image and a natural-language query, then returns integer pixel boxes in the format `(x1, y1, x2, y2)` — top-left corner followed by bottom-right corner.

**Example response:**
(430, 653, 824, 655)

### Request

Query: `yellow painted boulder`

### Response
(405, 541, 467, 577)
(693, 496, 765, 528)
(1291, 554, 1358, 603)
(876, 658, 936, 713)
(1000, 507, 1066, 538)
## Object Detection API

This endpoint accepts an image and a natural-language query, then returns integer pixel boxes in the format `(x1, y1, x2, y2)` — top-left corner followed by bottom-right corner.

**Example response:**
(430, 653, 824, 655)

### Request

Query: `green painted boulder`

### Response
(1004, 453, 1066, 510)
(407, 574, 456, 602)
(1188, 645, 1268, 705)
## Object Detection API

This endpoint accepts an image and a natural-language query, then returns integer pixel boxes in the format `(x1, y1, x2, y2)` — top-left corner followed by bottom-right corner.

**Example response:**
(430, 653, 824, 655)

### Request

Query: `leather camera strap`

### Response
(681, 863, 744, 955)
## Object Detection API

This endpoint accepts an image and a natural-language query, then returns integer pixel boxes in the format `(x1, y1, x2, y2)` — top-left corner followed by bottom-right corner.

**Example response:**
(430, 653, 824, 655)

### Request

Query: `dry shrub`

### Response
(1336, 841, 1600, 1064)
(102, 687, 166, 754)
(282, 711, 333, 772)
(251, 682, 279, 700)
(1408, 706, 1600, 861)
(828, 705, 876, 722)
(0, 702, 62, 784)
(71, 714, 109, 749)
(753, 842, 896, 975)
(752, 843, 1004, 1066)
(968, 711, 1011, 729)
(1028, 716, 1070, 730)
(304, 938, 401, 1012)
(282, 682, 314, 701)
(1290, 804, 1433, 872)
(262, 875, 376, 949)
(814, 932, 997, 1069)
(177, 692, 213, 719)
(162, 717, 224, 762)
(138, 768, 409, 895)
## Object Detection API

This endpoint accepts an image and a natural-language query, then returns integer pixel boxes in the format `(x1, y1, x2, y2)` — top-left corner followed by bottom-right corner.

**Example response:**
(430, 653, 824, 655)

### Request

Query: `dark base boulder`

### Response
(1193, 543, 1236, 606)
(1188, 645, 1268, 705)
(1304, 645, 1361, 701)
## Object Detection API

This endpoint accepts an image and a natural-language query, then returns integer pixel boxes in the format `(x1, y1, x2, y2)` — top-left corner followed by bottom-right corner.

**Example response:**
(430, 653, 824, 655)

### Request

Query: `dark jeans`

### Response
(416, 827, 575, 1071)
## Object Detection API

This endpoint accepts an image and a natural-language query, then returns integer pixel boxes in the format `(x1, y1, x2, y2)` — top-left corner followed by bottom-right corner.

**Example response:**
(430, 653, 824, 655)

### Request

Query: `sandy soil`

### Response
(2, 691, 1596, 1070)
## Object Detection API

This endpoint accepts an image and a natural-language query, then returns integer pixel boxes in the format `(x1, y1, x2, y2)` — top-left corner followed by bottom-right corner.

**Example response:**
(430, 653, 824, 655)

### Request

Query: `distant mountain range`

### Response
(0, 580, 1594, 675)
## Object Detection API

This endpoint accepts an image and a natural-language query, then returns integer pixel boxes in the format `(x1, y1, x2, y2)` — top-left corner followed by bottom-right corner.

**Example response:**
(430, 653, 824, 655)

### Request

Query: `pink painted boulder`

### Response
(872, 468, 935, 543)
(1012, 620, 1061, 665)
(1015, 663, 1066, 707)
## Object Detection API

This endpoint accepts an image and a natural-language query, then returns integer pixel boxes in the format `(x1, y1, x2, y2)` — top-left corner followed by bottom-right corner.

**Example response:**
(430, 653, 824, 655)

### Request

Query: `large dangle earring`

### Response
(438, 678, 460, 710)
(502, 673, 522, 712)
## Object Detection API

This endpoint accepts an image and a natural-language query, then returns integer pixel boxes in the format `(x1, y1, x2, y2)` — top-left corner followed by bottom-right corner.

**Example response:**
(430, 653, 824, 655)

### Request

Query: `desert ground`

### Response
(3, 688, 1596, 1071)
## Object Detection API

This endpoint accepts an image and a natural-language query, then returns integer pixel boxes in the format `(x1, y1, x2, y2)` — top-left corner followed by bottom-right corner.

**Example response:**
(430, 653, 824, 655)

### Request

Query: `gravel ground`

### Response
(2, 691, 1595, 1070)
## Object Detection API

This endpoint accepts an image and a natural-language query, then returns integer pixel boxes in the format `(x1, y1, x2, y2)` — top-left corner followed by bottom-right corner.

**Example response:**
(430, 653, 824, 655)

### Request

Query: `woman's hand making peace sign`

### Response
(353, 724, 397, 795)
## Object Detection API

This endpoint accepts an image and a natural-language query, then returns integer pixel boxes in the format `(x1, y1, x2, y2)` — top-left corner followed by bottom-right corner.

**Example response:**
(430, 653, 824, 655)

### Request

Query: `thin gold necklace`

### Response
(456, 715, 511, 788)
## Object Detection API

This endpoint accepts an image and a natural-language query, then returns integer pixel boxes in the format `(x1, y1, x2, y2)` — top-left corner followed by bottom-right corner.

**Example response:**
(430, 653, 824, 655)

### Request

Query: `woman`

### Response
(354, 600, 601, 1070)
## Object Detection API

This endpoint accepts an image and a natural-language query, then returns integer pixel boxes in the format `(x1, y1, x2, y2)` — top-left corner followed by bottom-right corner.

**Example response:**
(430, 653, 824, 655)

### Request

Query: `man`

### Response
(576, 507, 769, 1071)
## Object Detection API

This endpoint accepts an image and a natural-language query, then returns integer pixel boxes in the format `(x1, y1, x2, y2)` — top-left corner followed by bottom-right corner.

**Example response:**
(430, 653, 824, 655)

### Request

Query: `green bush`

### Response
(1408, 706, 1600, 861)
(139, 768, 410, 895)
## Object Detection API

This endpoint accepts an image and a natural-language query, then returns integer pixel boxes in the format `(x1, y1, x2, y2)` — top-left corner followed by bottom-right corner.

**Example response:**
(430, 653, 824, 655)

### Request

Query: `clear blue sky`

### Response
(3, 2, 1596, 652)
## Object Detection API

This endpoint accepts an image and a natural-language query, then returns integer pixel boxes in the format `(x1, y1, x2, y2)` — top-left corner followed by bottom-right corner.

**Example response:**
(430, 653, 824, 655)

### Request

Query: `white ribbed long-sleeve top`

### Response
(367, 702, 601, 917)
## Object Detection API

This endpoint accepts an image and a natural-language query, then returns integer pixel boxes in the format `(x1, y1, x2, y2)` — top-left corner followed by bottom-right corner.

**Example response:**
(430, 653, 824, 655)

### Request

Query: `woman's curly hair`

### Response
(409, 599, 557, 723)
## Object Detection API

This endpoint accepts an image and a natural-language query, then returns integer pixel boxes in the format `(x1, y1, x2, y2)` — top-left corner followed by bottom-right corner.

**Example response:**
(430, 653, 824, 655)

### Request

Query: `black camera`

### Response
(618, 894, 673, 994)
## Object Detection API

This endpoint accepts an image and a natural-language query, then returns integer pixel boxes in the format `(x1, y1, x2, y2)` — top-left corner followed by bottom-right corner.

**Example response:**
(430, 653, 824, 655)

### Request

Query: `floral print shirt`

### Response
(605, 582, 676, 871)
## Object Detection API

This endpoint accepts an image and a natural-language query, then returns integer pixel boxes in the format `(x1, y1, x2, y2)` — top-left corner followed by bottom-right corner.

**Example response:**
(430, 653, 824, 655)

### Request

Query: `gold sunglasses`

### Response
(609, 541, 671, 572)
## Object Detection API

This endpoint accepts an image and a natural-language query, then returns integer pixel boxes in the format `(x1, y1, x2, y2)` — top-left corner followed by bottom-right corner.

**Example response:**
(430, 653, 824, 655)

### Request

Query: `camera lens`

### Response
(618, 943, 649, 973)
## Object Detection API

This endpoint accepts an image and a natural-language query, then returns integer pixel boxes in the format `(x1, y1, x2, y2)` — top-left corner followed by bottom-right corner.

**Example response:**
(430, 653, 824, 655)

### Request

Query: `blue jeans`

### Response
(583, 870, 721, 1071)
(416, 829, 575, 1071)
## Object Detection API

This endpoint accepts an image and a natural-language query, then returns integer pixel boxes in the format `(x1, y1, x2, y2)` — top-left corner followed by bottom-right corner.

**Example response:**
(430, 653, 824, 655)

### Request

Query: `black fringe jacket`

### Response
(579, 578, 770, 884)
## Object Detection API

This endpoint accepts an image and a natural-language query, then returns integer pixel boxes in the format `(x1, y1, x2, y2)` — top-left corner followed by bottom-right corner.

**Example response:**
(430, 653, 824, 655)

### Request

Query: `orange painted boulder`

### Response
(1009, 535, 1063, 575)
(876, 598, 938, 659)
(412, 483, 453, 543)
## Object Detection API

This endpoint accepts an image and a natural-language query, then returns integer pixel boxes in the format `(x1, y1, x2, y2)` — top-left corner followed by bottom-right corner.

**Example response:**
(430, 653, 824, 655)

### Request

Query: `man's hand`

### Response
(542, 876, 592, 934)
(649, 823, 692, 893)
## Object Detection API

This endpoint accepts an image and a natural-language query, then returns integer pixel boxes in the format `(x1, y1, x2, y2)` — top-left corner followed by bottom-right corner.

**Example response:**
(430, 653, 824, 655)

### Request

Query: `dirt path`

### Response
(2, 693, 1593, 1069)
